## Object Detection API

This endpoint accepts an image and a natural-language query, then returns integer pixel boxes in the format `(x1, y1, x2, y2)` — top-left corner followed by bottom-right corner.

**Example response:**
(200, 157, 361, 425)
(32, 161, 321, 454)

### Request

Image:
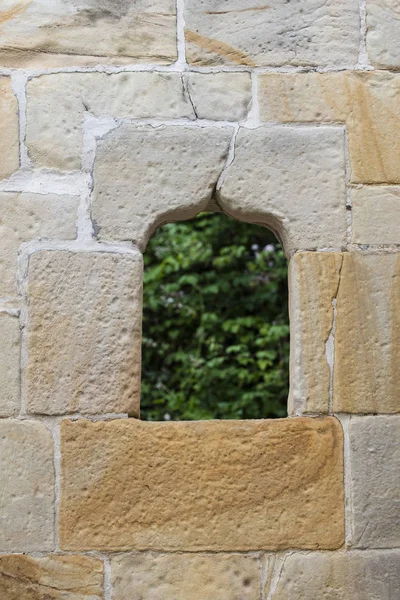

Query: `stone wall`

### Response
(0, 1, 399, 598)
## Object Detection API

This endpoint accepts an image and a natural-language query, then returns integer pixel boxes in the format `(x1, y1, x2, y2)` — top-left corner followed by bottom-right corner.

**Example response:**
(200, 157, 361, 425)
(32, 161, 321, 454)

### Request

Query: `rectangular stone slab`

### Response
(60, 417, 344, 551)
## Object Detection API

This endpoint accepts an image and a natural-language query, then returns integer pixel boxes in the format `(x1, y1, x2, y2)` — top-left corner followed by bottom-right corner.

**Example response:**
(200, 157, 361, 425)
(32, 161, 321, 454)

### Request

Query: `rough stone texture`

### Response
(0, 313, 20, 416)
(268, 550, 400, 599)
(0, 192, 78, 298)
(258, 71, 400, 184)
(351, 186, 400, 244)
(92, 124, 233, 248)
(112, 553, 260, 599)
(334, 253, 400, 414)
(0, 554, 103, 600)
(350, 416, 400, 548)
(26, 73, 195, 171)
(0, 0, 176, 67)
(184, 0, 359, 68)
(0, 76, 19, 180)
(60, 417, 344, 551)
(25, 251, 143, 416)
(185, 72, 252, 121)
(288, 252, 343, 415)
(0, 419, 54, 552)
(218, 126, 347, 255)
(367, 1, 400, 68)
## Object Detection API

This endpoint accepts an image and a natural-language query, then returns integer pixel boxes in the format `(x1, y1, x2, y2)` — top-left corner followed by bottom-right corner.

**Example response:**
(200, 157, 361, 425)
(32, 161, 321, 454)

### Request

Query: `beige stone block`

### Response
(0, 554, 103, 600)
(184, 0, 359, 67)
(334, 253, 400, 413)
(0, 0, 176, 68)
(112, 553, 260, 600)
(59, 417, 344, 551)
(26, 251, 142, 415)
(367, 1, 400, 68)
(269, 550, 400, 599)
(0, 313, 20, 416)
(218, 126, 347, 255)
(0, 192, 78, 298)
(289, 252, 343, 415)
(0, 419, 54, 551)
(26, 73, 195, 171)
(0, 76, 19, 180)
(258, 71, 400, 184)
(92, 124, 233, 248)
(351, 186, 400, 244)
(185, 72, 252, 121)
(350, 416, 400, 548)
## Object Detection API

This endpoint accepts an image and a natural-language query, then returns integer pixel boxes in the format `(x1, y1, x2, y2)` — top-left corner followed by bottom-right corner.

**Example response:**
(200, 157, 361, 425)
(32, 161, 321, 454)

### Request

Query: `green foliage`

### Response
(141, 212, 289, 421)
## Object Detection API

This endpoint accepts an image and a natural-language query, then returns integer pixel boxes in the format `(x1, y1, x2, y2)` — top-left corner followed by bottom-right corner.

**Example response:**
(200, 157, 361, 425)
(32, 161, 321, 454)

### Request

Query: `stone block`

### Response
(351, 186, 400, 244)
(0, 313, 20, 416)
(92, 124, 233, 248)
(333, 253, 400, 413)
(289, 252, 343, 415)
(268, 550, 400, 599)
(0, 192, 78, 298)
(0, 554, 103, 600)
(59, 417, 344, 551)
(185, 72, 252, 121)
(0, 419, 54, 552)
(25, 251, 142, 415)
(0, 76, 19, 180)
(258, 71, 400, 183)
(26, 73, 195, 171)
(350, 416, 400, 548)
(112, 553, 260, 600)
(0, 0, 176, 68)
(184, 0, 359, 68)
(367, 0, 400, 68)
(218, 126, 347, 255)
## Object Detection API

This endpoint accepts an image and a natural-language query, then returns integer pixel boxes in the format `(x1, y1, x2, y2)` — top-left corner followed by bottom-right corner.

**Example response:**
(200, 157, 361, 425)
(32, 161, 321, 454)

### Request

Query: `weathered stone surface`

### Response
(0, 313, 20, 416)
(268, 550, 400, 599)
(334, 253, 400, 413)
(92, 124, 233, 248)
(26, 73, 195, 171)
(0, 419, 54, 551)
(26, 251, 142, 415)
(112, 553, 260, 599)
(350, 416, 400, 548)
(0, 76, 19, 180)
(289, 252, 343, 415)
(366, 1, 400, 68)
(258, 71, 400, 184)
(60, 417, 344, 551)
(0, 192, 78, 298)
(185, 72, 252, 121)
(184, 0, 359, 67)
(0, 0, 176, 67)
(218, 126, 347, 255)
(351, 186, 400, 244)
(0, 554, 103, 600)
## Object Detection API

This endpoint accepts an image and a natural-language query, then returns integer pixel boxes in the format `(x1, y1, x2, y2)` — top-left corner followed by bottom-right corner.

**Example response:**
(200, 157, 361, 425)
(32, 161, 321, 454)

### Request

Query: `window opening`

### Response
(141, 212, 289, 421)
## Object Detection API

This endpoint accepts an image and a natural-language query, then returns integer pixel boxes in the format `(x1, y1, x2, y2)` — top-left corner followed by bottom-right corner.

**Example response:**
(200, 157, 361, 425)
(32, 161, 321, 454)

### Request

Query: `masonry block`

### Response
(185, 72, 252, 121)
(351, 186, 400, 244)
(350, 416, 400, 549)
(184, 0, 359, 68)
(0, 192, 78, 298)
(112, 552, 260, 600)
(59, 417, 344, 551)
(334, 253, 400, 414)
(0, 554, 103, 600)
(0, 420, 54, 552)
(366, 0, 400, 69)
(0, 76, 19, 180)
(25, 251, 142, 415)
(0, 0, 176, 67)
(0, 313, 20, 416)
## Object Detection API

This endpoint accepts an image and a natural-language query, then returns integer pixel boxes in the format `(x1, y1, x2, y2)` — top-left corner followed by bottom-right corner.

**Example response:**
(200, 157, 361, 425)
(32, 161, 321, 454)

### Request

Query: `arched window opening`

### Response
(141, 212, 289, 421)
